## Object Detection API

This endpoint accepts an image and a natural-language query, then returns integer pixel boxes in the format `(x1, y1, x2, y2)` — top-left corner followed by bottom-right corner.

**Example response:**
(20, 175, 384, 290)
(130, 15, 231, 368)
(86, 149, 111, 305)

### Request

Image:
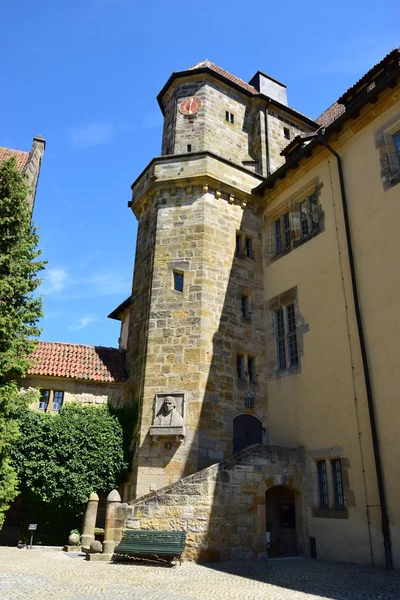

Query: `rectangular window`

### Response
(331, 459, 345, 509)
(187, 144, 192, 153)
(236, 233, 242, 256)
(52, 391, 64, 411)
(317, 460, 329, 509)
(394, 131, 400, 167)
(230, 113, 234, 124)
(274, 213, 291, 255)
(225, 111, 234, 124)
(275, 303, 298, 370)
(225, 111, 230, 122)
(173, 270, 184, 292)
(39, 389, 50, 411)
(300, 193, 319, 238)
(284, 127, 290, 140)
(236, 354, 245, 380)
(241, 295, 249, 319)
(245, 237, 253, 258)
(247, 356, 255, 383)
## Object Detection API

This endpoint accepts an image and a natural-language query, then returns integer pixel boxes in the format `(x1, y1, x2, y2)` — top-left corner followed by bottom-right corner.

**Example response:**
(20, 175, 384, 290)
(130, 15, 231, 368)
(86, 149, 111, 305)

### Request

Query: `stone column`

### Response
(81, 492, 99, 548)
(102, 489, 122, 555)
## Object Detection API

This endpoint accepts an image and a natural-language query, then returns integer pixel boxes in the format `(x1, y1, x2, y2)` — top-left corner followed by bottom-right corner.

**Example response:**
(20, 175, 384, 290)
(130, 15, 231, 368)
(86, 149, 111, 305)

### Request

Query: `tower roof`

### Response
(188, 59, 259, 95)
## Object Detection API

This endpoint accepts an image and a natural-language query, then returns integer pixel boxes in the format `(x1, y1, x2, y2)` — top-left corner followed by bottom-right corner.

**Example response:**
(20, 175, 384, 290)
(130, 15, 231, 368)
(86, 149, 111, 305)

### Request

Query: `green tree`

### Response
(0, 157, 46, 528)
(11, 403, 128, 543)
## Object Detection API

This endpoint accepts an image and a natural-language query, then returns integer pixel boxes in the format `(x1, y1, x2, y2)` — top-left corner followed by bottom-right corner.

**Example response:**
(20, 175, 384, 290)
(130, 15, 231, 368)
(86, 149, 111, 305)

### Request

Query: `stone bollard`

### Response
(81, 492, 99, 549)
(102, 489, 122, 555)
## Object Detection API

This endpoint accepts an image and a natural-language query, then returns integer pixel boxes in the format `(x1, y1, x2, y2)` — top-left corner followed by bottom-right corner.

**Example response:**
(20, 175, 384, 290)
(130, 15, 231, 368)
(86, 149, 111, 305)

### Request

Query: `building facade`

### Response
(120, 50, 400, 568)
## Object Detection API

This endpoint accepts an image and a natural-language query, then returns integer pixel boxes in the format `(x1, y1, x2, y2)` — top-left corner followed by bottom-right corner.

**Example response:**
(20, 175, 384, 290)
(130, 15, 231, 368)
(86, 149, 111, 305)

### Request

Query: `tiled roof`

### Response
(0, 147, 30, 172)
(188, 59, 259, 95)
(28, 341, 127, 383)
(316, 102, 346, 127)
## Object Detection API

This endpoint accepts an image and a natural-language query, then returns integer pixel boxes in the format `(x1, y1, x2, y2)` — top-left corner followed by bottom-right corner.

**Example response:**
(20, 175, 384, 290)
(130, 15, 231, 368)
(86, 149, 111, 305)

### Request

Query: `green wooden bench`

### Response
(114, 530, 187, 564)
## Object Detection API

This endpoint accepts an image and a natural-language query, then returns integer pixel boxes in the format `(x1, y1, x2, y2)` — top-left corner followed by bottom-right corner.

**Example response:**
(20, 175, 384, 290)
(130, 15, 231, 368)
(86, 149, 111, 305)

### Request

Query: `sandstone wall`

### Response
(124, 444, 306, 562)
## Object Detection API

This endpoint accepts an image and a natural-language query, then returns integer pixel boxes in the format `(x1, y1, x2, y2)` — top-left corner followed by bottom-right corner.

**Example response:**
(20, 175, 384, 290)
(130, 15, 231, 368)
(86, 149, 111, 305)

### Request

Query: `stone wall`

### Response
(124, 444, 306, 562)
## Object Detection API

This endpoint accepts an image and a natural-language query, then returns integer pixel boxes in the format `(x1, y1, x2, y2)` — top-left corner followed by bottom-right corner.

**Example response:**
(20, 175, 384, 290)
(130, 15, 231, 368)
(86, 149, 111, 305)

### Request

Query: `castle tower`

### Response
(127, 61, 318, 498)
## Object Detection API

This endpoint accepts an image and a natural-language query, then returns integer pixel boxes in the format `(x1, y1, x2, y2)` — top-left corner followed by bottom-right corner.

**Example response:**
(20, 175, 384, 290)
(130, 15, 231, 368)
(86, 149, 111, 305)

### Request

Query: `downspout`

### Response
(319, 130, 393, 570)
(264, 102, 271, 177)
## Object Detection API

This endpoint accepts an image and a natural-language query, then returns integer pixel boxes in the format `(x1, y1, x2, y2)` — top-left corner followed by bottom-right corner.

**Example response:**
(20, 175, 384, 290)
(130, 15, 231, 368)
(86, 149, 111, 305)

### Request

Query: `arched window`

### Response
(233, 414, 263, 454)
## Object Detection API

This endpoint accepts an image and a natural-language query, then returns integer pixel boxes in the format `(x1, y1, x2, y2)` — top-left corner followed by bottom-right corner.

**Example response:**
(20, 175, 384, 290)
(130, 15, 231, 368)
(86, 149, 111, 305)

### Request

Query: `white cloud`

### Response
(41, 268, 68, 295)
(69, 315, 98, 331)
(70, 123, 116, 148)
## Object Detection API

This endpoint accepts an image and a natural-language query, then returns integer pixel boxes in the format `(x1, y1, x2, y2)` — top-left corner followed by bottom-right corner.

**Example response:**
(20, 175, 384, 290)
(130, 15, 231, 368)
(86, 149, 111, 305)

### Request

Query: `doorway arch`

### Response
(233, 414, 263, 454)
(265, 485, 300, 557)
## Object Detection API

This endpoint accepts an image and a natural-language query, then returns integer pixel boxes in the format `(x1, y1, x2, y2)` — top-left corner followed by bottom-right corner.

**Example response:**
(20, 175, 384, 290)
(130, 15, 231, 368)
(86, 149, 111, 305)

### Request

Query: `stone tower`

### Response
(127, 61, 317, 499)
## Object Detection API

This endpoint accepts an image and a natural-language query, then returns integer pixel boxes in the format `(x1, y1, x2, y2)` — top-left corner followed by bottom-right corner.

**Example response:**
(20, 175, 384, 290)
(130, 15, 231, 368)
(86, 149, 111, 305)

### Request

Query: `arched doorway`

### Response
(233, 414, 263, 454)
(265, 486, 298, 557)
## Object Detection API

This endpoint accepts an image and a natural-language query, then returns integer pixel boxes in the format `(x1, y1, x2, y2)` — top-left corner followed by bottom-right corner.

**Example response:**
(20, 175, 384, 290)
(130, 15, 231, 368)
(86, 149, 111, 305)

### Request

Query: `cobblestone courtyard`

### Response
(1, 547, 400, 600)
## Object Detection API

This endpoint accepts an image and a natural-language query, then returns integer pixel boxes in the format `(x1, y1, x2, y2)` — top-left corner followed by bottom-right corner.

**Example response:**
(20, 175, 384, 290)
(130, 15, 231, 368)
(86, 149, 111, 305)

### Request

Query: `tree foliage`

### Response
(12, 403, 128, 517)
(0, 157, 46, 528)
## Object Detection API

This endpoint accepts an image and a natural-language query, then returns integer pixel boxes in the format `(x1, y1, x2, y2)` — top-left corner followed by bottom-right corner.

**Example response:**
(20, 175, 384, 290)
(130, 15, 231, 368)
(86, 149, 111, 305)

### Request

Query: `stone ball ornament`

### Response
(179, 97, 202, 115)
(68, 533, 80, 546)
(89, 540, 103, 554)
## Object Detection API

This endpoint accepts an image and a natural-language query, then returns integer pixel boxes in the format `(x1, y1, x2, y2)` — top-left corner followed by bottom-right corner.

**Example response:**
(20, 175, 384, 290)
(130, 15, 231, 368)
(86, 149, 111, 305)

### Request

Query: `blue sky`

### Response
(1, 0, 398, 348)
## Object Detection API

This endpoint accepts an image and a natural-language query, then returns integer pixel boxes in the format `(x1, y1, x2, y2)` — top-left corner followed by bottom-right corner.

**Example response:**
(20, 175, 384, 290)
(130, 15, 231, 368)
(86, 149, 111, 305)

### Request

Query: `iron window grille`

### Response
(317, 460, 329, 509)
(52, 391, 64, 411)
(274, 213, 291, 255)
(394, 131, 400, 167)
(173, 270, 184, 292)
(299, 193, 319, 238)
(39, 389, 50, 411)
(331, 458, 345, 509)
(275, 303, 299, 370)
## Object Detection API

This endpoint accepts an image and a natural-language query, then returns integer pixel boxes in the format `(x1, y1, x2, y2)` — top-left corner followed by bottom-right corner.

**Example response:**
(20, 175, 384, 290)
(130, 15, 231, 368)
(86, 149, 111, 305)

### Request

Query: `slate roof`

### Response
(0, 147, 30, 172)
(28, 341, 127, 383)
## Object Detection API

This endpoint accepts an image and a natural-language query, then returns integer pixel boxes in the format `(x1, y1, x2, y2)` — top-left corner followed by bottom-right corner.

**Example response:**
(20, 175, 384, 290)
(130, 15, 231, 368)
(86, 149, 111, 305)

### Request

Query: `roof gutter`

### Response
(319, 129, 393, 570)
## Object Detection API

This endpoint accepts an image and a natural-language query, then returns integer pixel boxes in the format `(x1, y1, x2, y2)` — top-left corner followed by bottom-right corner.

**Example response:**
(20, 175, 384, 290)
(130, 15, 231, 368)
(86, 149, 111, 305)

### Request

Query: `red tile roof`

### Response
(0, 147, 30, 172)
(28, 341, 127, 383)
(188, 59, 259, 95)
(316, 102, 346, 127)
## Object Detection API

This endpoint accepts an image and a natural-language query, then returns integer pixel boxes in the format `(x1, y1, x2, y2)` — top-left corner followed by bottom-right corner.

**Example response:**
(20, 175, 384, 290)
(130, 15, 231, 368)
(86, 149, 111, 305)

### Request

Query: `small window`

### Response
(300, 193, 319, 238)
(247, 356, 255, 383)
(241, 295, 249, 319)
(275, 303, 298, 370)
(225, 111, 230, 122)
(173, 270, 184, 292)
(52, 391, 64, 411)
(225, 111, 234, 124)
(245, 237, 253, 258)
(236, 233, 242, 256)
(187, 144, 192, 153)
(274, 213, 291, 255)
(393, 131, 400, 167)
(317, 460, 329, 509)
(230, 113, 234, 124)
(331, 459, 345, 509)
(284, 127, 290, 140)
(236, 354, 245, 380)
(39, 389, 50, 411)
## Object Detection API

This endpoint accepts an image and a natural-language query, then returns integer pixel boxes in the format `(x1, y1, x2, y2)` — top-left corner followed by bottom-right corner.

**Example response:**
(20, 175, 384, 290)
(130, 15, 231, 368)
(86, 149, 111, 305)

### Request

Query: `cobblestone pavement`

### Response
(1, 547, 400, 600)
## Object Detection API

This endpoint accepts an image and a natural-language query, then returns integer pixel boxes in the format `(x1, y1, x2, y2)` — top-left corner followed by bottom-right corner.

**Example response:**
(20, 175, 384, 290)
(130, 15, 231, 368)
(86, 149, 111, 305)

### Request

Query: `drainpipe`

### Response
(264, 103, 271, 177)
(319, 130, 393, 570)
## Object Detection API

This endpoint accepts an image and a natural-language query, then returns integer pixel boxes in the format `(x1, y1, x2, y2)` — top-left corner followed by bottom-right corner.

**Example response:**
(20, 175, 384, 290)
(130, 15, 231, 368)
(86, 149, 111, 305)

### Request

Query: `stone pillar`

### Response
(102, 489, 122, 555)
(81, 492, 99, 549)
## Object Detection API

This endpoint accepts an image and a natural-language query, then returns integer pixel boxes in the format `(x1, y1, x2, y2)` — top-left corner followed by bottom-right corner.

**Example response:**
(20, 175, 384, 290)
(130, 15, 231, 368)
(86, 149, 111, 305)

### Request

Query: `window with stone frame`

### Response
(299, 192, 319, 239)
(236, 231, 255, 259)
(375, 116, 400, 191)
(236, 353, 256, 383)
(274, 212, 291, 255)
(317, 460, 329, 509)
(275, 303, 299, 370)
(331, 458, 345, 509)
(38, 389, 64, 412)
